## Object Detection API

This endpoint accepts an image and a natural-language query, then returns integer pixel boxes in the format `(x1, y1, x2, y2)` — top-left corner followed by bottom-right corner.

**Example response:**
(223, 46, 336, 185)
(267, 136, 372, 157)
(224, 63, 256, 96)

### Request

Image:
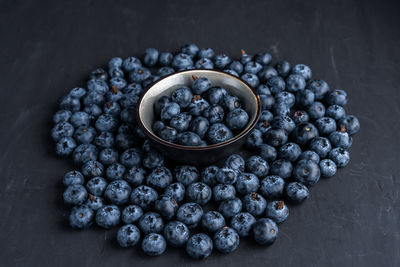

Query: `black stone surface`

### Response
(0, 0, 399, 266)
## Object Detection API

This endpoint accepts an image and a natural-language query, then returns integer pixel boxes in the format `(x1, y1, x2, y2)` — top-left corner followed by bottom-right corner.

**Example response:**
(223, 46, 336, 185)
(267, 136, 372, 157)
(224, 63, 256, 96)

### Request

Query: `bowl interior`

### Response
(138, 69, 259, 148)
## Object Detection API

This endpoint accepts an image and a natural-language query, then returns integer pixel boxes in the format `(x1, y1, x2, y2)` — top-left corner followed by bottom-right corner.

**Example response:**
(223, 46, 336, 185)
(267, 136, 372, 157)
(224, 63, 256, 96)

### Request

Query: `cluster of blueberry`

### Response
(52, 43, 360, 259)
(153, 77, 249, 146)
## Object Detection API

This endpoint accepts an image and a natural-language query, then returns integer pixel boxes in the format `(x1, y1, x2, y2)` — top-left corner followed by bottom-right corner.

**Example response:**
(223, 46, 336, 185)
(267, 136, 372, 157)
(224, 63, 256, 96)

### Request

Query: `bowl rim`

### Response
(136, 69, 261, 151)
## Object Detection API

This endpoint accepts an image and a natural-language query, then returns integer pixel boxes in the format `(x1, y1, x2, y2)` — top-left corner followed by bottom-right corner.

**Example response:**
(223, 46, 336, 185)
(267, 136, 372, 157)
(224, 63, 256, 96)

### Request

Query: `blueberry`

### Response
(308, 80, 330, 100)
(265, 200, 289, 224)
(246, 156, 269, 178)
(69, 205, 94, 229)
(264, 128, 288, 147)
(195, 58, 214, 69)
(278, 142, 302, 162)
(205, 87, 228, 105)
(285, 182, 309, 204)
(129, 67, 151, 83)
(241, 73, 259, 88)
(174, 165, 199, 186)
(328, 147, 350, 167)
(108, 67, 124, 78)
(154, 196, 178, 220)
(286, 74, 306, 92)
(271, 102, 291, 117)
(296, 89, 315, 107)
(275, 91, 296, 108)
(240, 49, 252, 64)
(221, 94, 242, 112)
(228, 60, 244, 74)
(152, 121, 165, 135)
(104, 179, 131, 205)
(319, 159, 337, 178)
(188, 116, 209, 138)
(198, 48, 215, 59)
(108, 57, 123, 69)
(190, 76, 211, 95)
(213, 227, 240, 254)
(53, 110, 72, 124)
(164, 221, 190, 247)
(84, 104, 102, 118)
(130, 185, 158, 210)
(139, 212, 164, 235)
(219, 197, 242, 218)
(94, 131, 114, 149)
(143, 48, 159, 67)
(86, 176, 107, 196)
(121, 205, 143, 224)
(161, 102, 181, 121)
(258, 66, 278, 83)
(155, 95, 171, 114)
(159, 126, 178, 142)
(315, 117, 337, 136)
(275, 60, 291, 77)
(95, 114, 118, 132)
(145, 166, 172, 190)
(290, 122, 319, 146)
(270, 115, 296, 133)
(157, 66, 175, 77)
(188, 96, 210, 116)
(117, 224, 141, 247)
(186, 182, 212, 205)
(51, 122, 74, 142)
(95, 205, 120, 229)
(258, 144, 277, 162)
(82, 160, 104, 178)
(216, 167, 237, 185)
(200, 166, 219, 187)
(246, 129, 264, 149)
(172, 53, 193, 70)
(329, 130, 352, 149)
(293, 159, 320, 186)
(298, 150, 320, 164)
(200, 211, 226, 233)
(338, 115, 360, 135)
(225, 108, 249, 130)
(122, 56, 142, 72)
(267, 76, 285, 94)
(309, 137, 332, 158)
(103, 101, 121, 117)
(63, 185, 88, 206)
(85, 194, 104, 211)
(181, 43, 199, 58)
(259, 175, 285, 199)
(73, 144, 98, 164)
(83, 91, 105, 106)
(213, 184, 236, 202)
(69, 87, 87, 98)
(186, 233, 213, 259)
(269, 159, 293, 179)
(252, 218, 278, 245)
(120, 148, 142, 167)
(141, 233, 167, 256)
(60, 95, 81, 111)
(106, 163, 126, 180)
(207, 123, 233, 144)
(87, 78, 109, 94)
(256, 121, 271, 135)
(243, 192, 267, 216)
(171, 86, 193, 108)
(291, 64, 312, 80)
(160, 180, 183, 203)
(176, 131, 203, 146)
(292, 110, 310, 124)
(257, 84, 271, 95)
(176, 202, 203, 228)
(326, 105, 346, 120)
(214, 54, 231, 69)
(325, 89, 347, 106)
(244, 61, 263, 74)
(203, 105, 224, 123)
(254, 52, 272, 65)
(224, 154, 245, 172)
(231, 212, 256, 238)
(159, 52, 173, 66)
(63, 170, 84, 186)
(236, 173, 260, 195)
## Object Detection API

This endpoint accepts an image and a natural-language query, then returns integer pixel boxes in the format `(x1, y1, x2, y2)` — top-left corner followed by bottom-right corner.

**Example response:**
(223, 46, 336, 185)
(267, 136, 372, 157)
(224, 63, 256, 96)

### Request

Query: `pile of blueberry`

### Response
(153, 76, 249, 146)
(52, 44, 360, 259)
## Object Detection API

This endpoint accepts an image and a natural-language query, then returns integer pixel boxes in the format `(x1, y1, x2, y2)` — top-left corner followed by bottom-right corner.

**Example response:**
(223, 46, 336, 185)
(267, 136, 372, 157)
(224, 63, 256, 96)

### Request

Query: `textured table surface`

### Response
(0, 0, 399, 266)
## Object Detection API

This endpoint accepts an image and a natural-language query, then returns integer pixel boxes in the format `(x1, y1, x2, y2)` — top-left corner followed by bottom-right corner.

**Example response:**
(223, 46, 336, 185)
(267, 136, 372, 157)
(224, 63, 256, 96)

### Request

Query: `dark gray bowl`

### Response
(136, 69, 261, 165)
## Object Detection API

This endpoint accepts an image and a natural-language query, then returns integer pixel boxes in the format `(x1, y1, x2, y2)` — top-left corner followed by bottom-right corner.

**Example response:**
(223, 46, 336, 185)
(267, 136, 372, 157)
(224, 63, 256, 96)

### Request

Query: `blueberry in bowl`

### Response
(136, 70, 261, 165)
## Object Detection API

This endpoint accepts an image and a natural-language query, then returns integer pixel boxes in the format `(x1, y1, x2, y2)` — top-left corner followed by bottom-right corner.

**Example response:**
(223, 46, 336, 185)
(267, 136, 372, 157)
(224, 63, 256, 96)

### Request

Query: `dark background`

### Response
(0, 0, 399, 266)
